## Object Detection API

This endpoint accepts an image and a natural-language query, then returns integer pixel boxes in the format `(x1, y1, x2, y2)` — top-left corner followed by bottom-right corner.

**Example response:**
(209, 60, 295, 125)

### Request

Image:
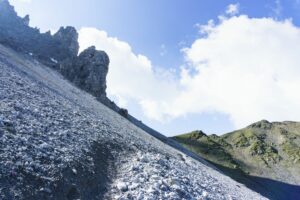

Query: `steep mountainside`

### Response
(0, 0, 266, 199)
(0, 0, 177, 140)
(173, 120, 300, 200)
(0, 37, 265, 200)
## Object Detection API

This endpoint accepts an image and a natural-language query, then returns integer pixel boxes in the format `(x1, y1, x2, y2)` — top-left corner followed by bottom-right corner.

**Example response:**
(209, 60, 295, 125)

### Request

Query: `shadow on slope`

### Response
(0, 141, 119, 200)
(209, 161, 300, 200)
(51, 141, 119, 200)
(126, 115, 216, 168)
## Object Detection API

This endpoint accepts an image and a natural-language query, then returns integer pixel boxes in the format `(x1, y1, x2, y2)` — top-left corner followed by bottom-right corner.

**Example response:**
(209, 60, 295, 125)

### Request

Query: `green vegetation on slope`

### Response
(174, 130, 239, 170)
(172, 120, 300, 185)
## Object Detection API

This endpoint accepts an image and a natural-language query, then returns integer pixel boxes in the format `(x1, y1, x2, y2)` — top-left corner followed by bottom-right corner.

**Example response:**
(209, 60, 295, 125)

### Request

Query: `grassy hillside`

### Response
(173, 120, 300, 185)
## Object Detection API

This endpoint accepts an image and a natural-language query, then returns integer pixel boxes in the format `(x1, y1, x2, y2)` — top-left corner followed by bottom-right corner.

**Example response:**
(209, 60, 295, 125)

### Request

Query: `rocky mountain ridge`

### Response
(1, 0, 191, 150)
(0, 0, 78, 65)
(0, 0, 113, 103)
(0, 17, 265, 200)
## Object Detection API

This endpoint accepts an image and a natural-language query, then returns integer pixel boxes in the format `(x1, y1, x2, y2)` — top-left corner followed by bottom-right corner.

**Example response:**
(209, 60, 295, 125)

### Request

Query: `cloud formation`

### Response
(181, 16, 300, 127)
(78, 28, 180, 121)
(13, 0, 32, 3)
(273, 0, 283, 17)
(226, 3, 239, 16)
(79, 14, 300, 129)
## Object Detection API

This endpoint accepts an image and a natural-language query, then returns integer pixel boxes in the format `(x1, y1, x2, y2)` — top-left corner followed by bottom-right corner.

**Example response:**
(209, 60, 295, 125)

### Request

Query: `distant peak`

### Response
(53, 26, 79, 57)
(194, 130, 206, 135)
(260, 119, 270, 123)
(189, 130, 207, 139)
(54, 26, 77, 36)
(248, 119, 272, 129)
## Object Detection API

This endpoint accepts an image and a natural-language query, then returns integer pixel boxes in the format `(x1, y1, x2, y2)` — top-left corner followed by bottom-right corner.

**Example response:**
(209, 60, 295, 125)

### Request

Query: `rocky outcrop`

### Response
(0, 0, 176, 131)
(0, 0, 147, 123)
(248, 120, 272, 129)
(0, 0, 78, 66)
(60, 46, 109, 99)
(52, 26, 79, 60)
(0, 0, 112, 103)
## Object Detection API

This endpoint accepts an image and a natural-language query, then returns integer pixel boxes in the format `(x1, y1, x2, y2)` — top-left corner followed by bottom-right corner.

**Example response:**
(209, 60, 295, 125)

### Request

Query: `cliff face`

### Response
(61, 46, 110, 100)
(0, 0, 109, 100)
(52, 26, 79, 59)
(0, 0, 78, 65)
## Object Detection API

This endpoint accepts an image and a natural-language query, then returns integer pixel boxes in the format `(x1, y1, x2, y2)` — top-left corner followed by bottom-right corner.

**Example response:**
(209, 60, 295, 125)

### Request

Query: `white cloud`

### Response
(274, 0, 282, 16)
(78, 28, 180, 121)
(182, 16, 300, 128)
(197, 19, 215, 35)
(160, 44, 167, 56)
(226, 3, 239, 16)
(79, 15, 300, 130)
(13, 0, 32, 3)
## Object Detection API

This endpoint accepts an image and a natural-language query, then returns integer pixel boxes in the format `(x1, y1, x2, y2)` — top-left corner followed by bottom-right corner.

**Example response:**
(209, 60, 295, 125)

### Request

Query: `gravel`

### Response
(0, 44, 267, 199)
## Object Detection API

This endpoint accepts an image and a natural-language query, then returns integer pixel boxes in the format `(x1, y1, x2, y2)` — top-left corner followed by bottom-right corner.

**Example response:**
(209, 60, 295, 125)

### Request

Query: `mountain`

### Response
(173, 120, 300, 200)
(0, 0, 265, 199)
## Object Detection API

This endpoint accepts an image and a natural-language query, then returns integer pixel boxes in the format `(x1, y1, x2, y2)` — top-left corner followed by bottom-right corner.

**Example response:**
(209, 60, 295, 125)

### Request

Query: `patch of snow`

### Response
(72, 168, 77, 175)
(50, 57, 58, 64)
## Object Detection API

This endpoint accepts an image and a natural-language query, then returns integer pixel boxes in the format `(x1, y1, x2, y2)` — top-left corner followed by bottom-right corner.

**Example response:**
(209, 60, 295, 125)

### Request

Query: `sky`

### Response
(9, 0, 300, 136)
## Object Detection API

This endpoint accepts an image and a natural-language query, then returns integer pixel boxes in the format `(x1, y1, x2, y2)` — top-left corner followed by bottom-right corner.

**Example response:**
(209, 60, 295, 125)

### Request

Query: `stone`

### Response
(202, 190, 208, 197)
(119, 108, 129, 118)
(72, 168, 77, 175)
(116, 182, 128, 192)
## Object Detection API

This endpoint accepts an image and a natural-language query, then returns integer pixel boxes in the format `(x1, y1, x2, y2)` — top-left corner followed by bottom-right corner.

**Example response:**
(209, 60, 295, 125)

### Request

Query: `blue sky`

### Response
(10, 0, 300, 136)
(11, 0, 300, 68)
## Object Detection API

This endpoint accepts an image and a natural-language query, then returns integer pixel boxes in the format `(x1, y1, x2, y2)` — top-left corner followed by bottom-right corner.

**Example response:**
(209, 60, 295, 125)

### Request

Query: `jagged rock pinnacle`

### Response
(53, 26, 79, 58)
(61, 46, 110, 99)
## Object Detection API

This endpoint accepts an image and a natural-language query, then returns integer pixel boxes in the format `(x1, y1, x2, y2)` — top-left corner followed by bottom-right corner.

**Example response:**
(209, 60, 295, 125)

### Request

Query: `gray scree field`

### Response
(0, 44, 267, 200)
